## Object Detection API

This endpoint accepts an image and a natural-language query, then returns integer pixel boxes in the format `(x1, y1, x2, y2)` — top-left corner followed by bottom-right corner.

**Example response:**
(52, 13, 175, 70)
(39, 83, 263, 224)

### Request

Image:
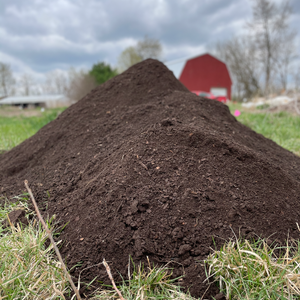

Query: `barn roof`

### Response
(165, 53, 231, 82)
(179, 53, 232, 83)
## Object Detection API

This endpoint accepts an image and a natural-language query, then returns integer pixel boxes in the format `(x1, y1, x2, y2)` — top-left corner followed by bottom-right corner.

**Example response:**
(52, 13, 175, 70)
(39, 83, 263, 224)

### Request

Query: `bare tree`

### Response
(275, 31, 297, 91)
(294, 65, 300, 93)
(118, 36, 162, 72)
(215, 36, 261, 100)
(66, 68, 97, 102)
(43, 70, 68, 94)
(0, 62, 15, 97)
(20, 73, 35, 96)
(248, 0, 294, 95)
(136, 36, 162, 60)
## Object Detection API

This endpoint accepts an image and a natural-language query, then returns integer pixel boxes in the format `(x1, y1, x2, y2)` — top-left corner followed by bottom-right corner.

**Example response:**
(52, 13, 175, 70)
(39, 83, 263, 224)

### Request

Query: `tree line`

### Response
(1, 0, 298, 103)
(214, 0, 299, 101)
(0, 36, 162, 102)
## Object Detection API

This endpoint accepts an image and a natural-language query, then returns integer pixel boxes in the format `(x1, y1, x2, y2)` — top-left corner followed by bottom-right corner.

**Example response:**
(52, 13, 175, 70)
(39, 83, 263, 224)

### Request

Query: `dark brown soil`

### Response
(1, 59, 300, 298)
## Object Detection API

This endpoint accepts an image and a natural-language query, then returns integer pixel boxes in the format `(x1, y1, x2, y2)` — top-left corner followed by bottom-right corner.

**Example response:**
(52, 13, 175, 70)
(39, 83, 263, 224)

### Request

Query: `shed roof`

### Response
(0, 95, 68, 105)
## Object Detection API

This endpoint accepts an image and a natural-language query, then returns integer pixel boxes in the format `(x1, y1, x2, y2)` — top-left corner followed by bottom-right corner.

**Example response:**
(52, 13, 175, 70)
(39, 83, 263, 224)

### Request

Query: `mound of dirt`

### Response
(1, 59, 300, 298)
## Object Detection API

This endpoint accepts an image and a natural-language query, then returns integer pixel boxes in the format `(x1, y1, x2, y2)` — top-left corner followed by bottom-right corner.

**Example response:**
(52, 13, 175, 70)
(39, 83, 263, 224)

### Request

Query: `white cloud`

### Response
(0, 0, 298, 79)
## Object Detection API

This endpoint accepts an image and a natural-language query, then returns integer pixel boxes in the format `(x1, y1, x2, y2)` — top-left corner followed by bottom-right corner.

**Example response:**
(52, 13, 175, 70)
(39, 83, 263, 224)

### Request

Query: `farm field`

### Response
(0, 106, 66, 152)
(228, 103, 300, 156)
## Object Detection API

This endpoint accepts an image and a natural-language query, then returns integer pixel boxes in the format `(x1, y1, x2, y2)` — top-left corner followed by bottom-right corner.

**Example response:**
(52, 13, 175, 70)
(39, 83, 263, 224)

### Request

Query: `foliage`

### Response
(89, 62, 118, 85)
(205, 237, 300, 299)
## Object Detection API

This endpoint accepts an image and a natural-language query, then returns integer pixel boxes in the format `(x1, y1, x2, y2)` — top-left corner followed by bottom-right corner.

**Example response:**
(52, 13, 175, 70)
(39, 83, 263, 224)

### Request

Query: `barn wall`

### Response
(179, 54, 232, 99)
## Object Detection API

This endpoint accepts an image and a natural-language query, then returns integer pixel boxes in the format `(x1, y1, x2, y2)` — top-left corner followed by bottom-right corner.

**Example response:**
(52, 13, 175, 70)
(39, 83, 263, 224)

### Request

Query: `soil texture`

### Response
(1, 59, 300, 298)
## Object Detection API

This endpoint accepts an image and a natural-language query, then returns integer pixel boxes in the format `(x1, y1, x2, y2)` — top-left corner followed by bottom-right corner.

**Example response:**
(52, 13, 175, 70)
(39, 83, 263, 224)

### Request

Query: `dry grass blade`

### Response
(205, 237, 300, 299)
(0, 208, 67, 299)
(24, 180, 81, 300)
(103, 258, 126, 300)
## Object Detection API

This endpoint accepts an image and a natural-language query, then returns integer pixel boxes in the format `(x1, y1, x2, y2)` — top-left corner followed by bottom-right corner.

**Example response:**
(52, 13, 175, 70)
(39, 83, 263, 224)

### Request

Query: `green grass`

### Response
(0, 107, 66, 151)
(228, 103, 300, 155)
(0, 194, 68, 299)
(205, 237, 300, 299)
(91, 259, 195, 300)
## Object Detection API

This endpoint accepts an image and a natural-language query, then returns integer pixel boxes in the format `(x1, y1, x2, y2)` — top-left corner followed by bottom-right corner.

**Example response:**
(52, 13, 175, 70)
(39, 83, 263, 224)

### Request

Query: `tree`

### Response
(118, 47, 142, 73)
(66, 68, 97, 102)
(43, 70, 68, 95)
(89, 62, 118, 85)
(215, 36, 261, 100)
(0, 62, 15, 97)
(248, 0, 295, 95)
(214, 0, 296, 100)
(118, 36, 162, 72)
(20, 73, 35, 96)
(136, 36, 162, 61)
(275, 30, 297, 91)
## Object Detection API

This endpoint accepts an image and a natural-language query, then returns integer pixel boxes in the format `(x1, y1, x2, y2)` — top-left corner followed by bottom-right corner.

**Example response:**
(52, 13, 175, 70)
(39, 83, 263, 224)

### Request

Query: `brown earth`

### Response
(1, 59, 300, 298)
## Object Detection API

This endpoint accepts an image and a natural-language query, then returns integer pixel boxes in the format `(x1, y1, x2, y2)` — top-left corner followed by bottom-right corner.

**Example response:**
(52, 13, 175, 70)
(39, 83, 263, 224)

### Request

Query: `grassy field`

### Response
(0, 106, 66, 152)
(228, 103, 300, 156)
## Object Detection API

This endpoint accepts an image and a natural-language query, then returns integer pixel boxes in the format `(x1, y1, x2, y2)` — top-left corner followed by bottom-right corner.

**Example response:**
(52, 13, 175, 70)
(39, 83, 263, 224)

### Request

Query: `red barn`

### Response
(179, 53, 232, 100)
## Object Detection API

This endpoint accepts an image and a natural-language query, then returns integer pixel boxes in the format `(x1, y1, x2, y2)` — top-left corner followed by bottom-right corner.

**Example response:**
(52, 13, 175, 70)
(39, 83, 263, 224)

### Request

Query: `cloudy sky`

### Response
(0, 0, 299, 80)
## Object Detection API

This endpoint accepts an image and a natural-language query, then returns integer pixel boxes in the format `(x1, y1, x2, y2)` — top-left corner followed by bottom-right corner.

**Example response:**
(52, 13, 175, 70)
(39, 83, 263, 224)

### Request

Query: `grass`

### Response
(205, 237, 300, 299)
(91, 259, 195, 300)
(228, 103, 300, 156)
(0, 194, 68, 299)
(0, 106, 66, 151)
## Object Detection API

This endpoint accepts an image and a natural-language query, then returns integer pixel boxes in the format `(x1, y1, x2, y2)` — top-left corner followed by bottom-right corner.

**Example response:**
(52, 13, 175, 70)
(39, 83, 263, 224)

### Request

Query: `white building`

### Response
(0, 95, 72, 108)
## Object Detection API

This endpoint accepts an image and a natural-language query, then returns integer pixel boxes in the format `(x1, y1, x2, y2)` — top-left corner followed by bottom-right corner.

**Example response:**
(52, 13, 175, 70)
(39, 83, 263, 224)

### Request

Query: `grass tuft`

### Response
(0, 195, 68, 299)
(91, 259, 195, 300)
(205, 237, 300, 299)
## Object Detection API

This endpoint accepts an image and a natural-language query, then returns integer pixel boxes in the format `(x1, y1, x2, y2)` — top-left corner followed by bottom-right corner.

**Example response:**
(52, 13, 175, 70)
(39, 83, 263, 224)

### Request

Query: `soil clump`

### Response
(1, 59, 300, 298)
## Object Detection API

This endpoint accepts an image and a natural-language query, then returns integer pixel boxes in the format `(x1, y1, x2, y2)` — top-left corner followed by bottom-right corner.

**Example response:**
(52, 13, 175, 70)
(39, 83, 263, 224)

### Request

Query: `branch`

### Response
(24, 180, 82, 300)
(103, 259, 126, 300)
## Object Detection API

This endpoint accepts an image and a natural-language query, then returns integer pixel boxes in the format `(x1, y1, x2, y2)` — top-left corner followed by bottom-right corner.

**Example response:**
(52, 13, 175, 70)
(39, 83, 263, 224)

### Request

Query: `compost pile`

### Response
(1, 59, 300, 298)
